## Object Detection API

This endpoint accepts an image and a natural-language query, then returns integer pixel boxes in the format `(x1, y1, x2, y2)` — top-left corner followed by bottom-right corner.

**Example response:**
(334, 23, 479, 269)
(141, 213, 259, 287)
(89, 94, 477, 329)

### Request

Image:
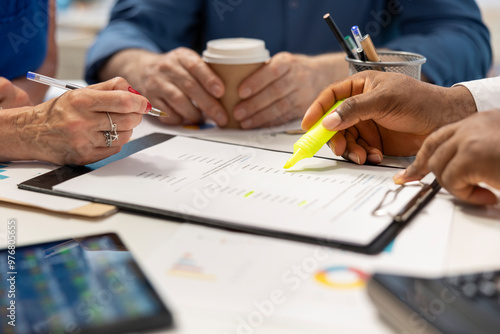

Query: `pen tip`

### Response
(283, 155, 298, 170)
(323, 13, 330, 19)
(150, 107, 169, 117)
(283, 148, 310, 170)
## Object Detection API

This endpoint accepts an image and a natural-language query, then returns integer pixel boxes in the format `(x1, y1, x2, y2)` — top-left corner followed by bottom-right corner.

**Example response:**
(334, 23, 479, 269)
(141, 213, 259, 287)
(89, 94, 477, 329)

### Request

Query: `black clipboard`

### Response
(19, 133, 441, 255)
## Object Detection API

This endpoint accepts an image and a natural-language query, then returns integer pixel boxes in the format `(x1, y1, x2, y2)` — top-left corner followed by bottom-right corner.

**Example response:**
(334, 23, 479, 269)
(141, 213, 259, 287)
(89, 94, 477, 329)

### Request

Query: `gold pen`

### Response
(359, 34, 381, 63)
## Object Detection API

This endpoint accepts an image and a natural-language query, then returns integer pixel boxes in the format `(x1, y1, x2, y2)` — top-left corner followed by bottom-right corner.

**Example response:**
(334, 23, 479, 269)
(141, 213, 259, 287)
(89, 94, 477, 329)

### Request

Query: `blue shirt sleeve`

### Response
(85, 0, 492, 87)
(382, 0, 491, 86)
(0, 0, 49, 80)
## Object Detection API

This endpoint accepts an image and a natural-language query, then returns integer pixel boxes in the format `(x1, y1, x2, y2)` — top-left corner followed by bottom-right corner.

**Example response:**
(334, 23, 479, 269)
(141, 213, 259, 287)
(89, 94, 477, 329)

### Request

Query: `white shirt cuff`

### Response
(453, 76, 500, 113)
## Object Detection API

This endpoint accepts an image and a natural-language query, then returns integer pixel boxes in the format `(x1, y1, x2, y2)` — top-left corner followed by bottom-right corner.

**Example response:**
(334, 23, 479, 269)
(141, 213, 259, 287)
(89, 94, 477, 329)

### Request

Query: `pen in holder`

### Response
(346, 51, 426, 80)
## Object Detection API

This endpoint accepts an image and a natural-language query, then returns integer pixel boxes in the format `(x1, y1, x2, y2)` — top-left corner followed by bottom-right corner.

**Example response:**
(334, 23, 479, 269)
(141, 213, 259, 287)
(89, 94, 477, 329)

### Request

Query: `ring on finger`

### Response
(106, 112, 119, 142)
(103, 131, 113, 147)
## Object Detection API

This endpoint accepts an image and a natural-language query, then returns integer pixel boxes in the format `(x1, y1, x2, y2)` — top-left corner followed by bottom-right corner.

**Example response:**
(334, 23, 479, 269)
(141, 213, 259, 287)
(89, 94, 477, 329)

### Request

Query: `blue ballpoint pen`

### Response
(351, 25, 364, 50)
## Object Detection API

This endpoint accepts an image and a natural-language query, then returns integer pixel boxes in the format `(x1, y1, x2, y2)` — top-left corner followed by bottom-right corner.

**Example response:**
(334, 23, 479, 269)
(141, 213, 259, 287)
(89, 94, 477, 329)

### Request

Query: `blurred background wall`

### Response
(55, 0, 500, 80)
(477, 0, 500, 75)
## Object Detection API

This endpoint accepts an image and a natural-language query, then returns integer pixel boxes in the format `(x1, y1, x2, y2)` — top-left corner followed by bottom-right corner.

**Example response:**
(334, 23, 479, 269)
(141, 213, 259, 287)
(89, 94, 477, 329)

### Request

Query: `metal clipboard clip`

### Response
(372, 179, 441, 223)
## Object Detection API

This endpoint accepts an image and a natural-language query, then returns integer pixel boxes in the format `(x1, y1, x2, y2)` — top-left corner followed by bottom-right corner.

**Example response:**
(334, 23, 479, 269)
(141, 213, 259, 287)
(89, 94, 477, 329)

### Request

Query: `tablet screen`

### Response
(0, 233, 172, 334)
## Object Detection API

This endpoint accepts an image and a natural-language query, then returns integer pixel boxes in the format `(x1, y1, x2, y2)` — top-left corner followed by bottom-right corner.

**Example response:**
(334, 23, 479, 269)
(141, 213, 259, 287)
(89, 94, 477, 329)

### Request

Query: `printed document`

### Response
(54, 136, 424, 246)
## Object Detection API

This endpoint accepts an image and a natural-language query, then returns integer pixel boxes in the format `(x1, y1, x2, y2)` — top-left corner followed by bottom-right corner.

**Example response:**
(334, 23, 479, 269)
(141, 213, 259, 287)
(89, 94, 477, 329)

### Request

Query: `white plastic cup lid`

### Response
(202, 38, 270, 64)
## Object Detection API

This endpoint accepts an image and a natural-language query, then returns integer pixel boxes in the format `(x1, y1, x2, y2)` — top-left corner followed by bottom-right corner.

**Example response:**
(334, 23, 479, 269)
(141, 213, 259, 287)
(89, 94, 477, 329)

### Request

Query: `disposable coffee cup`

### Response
(203, 38, 270, 128)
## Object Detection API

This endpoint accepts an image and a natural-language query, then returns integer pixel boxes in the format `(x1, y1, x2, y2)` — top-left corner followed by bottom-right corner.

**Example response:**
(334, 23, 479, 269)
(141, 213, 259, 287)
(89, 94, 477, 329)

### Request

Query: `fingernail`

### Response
(322, 112, 342, 130)
(241, 119, 252, 129)
(348, 153, 360, 164)
(146, 102, 152, 113)
(327, 140, 335, 152)
(393, 170, 406, 184)
(216, 112, 227, 126)
(367, 154, 382, 164)
(240, 87, 252, 99)
(212, 84, 223, 97)
(234, 108, 247, 120)
(128, 86, 141, 95)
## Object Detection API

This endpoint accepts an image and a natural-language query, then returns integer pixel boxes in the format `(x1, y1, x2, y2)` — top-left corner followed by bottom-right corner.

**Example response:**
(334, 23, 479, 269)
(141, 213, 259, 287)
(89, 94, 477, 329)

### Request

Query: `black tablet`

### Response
(0, 232, 173, 334)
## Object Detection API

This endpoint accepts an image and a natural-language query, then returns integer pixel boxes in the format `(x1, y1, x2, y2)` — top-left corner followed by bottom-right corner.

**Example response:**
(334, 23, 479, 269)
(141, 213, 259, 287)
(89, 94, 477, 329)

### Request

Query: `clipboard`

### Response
(19, 133, 441, 254)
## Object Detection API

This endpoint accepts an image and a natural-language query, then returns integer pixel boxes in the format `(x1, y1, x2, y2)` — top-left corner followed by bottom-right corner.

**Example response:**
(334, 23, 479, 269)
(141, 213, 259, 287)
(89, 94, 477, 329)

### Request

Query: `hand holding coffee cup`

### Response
(203, 38, 270, 128)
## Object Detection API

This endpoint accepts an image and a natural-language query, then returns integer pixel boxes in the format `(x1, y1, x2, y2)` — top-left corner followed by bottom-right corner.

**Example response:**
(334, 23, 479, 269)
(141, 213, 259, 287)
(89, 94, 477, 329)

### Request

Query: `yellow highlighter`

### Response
(284, 99, 344, 169)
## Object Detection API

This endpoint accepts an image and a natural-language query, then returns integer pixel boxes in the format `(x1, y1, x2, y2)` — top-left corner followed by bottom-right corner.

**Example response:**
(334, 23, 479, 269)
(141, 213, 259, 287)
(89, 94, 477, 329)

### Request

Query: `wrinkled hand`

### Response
(0, 77, 32, 108)
(302, 71, 476, 164)
(234, 52, 346, 129)
(110, 48, 227, 126)
(18, 77, 151, 165)
(393, 111, 500, 205)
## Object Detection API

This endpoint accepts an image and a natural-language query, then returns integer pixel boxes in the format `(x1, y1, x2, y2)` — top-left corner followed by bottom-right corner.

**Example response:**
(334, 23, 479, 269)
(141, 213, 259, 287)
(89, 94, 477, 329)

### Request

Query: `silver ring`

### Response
(103, 131, 113, 147)
(106, 112, 119, 142)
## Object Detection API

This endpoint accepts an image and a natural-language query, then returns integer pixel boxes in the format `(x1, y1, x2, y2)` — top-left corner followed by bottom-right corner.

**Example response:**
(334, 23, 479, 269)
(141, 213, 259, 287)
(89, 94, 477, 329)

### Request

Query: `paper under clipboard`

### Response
(0, 161, 116, 218)
(0, 197, 116, 218)
(19, 133, 440, 254)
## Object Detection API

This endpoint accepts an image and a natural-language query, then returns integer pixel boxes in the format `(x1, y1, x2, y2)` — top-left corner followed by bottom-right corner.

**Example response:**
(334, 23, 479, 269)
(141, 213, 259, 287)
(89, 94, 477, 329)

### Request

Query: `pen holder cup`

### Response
(346, 51, 426, 80)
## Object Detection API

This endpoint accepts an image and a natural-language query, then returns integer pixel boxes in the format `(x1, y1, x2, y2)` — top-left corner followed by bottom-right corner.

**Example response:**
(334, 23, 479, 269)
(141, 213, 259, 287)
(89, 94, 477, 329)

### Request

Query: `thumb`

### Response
(321, 92, 382, 131)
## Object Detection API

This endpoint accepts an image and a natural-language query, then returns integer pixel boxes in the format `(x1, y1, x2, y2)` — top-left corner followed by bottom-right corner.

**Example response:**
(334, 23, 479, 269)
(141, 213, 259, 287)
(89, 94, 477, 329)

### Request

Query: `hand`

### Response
(393, 111, 500, 205)
(101, 48, 227, 126)
(302, 71, 477, 164)
(234, 52, 348, 129)
(0, 77, 32, 108)
(10, 77, 150, 165)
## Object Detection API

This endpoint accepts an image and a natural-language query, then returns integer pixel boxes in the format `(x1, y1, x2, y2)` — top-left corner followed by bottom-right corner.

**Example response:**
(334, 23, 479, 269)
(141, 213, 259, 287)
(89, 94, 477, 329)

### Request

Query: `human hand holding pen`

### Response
(0, 77, 153, 165)
(302, 71, 476, 164)
(393, 111, 500, 205)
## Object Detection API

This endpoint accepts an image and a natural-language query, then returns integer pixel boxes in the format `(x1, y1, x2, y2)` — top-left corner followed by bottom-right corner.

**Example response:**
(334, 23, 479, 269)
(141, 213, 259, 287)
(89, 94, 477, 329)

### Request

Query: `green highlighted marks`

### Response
(244, 191, 254, 198)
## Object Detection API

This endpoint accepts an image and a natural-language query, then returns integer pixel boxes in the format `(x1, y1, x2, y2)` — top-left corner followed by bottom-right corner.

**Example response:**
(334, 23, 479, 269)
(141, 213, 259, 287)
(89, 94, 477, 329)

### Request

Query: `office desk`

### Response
(2, 119, 500, 334)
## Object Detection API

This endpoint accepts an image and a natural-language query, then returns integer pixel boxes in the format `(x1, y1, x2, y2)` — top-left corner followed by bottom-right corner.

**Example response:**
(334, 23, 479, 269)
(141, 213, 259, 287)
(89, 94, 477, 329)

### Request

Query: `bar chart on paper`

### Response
(167, 252, 217, 282)
(146, 220, 453, 329)
(164, 230, 272, 287)
(54, 136, 425, 247)
(145, 225, 388, 332)
(0, 162, 91, 213)
(0, 162, 12, 180)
